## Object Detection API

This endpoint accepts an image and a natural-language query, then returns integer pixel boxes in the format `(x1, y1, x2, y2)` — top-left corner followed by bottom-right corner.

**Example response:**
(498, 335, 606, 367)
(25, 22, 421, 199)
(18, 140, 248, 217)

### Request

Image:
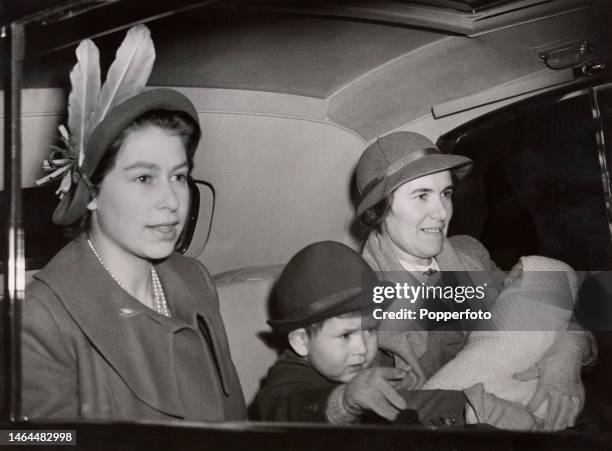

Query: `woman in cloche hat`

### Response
(354, 131, 596, 431)
(23, 25, 245, 421)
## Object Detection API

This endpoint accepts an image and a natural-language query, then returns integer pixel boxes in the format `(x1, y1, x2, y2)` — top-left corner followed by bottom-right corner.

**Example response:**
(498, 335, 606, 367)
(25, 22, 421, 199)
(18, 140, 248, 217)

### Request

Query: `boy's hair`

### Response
(303, 310, 363, 338)
(304, 322, 324, 338)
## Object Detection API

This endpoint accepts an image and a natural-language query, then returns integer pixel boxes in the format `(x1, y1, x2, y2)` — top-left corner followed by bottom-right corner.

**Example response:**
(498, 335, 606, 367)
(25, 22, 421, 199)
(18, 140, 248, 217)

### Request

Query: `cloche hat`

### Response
(355, 132, 473, 217)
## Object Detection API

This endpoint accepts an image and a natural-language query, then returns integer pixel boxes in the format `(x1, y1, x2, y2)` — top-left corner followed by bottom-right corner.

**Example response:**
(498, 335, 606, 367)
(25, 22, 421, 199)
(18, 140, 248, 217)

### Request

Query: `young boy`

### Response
(254, 241, 465, 424)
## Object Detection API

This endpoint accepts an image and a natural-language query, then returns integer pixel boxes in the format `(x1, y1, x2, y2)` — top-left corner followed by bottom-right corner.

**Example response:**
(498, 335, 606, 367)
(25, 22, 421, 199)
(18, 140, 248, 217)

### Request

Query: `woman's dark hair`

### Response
(90, 109, 201, 186)
(360, 192, 393, 232)
(72, 109, 200, 232)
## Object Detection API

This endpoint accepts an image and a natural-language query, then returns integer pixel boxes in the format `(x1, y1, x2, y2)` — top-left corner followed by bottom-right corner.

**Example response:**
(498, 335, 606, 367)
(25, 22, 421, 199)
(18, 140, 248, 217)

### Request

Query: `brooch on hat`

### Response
(36, 24, 155, 197)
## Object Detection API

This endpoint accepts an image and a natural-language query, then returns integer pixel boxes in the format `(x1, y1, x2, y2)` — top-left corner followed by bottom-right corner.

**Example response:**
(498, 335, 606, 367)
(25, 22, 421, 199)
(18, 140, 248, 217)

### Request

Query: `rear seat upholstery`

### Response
(215, 264, 285, 408)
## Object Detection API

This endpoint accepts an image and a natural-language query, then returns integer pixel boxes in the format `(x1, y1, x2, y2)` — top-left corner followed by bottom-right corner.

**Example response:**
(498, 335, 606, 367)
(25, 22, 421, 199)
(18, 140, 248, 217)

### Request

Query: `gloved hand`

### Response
(377, 330, 427, 389)
(342, 367, 408, 421)
(464, 383, 539, 431)
(513, 331, 591, 430)
(401, 389, 467, 427)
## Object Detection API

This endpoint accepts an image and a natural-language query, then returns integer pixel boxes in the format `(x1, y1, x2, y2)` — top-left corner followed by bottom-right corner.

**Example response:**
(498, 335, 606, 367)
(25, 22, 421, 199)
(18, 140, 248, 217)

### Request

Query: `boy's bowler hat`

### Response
(269, 241, 391, 334)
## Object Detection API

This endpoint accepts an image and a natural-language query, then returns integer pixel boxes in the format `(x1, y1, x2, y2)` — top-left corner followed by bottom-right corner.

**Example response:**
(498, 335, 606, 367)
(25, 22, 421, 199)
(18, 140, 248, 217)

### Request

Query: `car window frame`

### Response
(0, 0, 226, 424)
(2, 2, 611, 446)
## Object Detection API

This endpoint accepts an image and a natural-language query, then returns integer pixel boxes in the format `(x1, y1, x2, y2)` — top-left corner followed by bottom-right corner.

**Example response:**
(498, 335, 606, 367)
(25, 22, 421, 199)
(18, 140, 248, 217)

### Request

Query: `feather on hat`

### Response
(36, 25, 199, 225)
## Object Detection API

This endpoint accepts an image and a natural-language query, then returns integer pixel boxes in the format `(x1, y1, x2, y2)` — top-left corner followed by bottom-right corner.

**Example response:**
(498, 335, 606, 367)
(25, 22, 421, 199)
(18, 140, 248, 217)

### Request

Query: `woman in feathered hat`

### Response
(354, 131, 597, 430)
(23, 25, 245, 421)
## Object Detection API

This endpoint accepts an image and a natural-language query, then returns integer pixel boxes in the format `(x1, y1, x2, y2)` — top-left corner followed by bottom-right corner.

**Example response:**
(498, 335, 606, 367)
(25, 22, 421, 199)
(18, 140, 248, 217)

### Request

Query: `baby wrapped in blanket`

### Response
(422, 256, 578, 430)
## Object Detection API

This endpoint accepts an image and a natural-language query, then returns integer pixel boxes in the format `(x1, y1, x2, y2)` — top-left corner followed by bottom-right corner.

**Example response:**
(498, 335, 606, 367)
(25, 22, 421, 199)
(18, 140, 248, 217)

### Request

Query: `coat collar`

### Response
(363, 229, 467, 273)
(363, 230, 494, 282)
(362, 231, 496, 330)
(34, 235, 208, 418)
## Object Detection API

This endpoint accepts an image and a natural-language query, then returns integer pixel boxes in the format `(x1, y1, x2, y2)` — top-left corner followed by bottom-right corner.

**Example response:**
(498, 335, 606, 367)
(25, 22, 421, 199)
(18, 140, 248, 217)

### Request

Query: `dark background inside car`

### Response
(445, 89, 612, 272)
(0, 186, 68, 272)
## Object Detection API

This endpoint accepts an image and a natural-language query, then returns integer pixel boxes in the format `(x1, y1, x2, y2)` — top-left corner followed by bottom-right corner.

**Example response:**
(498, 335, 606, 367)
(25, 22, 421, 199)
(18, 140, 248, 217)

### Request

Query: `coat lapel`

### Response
(156, 256, 234, 397)
(437, 237, 498, 331)
(363, 232, 497, 331)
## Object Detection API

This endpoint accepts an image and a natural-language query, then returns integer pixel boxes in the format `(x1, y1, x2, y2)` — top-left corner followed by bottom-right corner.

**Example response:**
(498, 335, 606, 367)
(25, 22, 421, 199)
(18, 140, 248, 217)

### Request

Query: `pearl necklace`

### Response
(87, 237, 171, 317)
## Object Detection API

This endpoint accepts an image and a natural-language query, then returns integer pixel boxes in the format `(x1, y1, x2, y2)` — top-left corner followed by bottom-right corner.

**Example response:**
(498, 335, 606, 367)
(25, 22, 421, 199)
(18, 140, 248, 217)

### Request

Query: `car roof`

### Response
(9, 0, 606, 142)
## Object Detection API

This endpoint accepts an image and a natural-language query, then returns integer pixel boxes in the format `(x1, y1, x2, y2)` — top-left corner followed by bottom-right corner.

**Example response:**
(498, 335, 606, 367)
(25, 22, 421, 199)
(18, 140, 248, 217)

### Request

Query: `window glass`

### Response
(0, 186, 69, 271)
(446, 92, 612, 271)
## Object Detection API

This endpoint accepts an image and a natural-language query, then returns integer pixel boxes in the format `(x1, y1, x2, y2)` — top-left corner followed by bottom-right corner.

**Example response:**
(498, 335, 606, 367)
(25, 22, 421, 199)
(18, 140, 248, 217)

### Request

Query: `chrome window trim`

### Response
(592, 82, 612, 241)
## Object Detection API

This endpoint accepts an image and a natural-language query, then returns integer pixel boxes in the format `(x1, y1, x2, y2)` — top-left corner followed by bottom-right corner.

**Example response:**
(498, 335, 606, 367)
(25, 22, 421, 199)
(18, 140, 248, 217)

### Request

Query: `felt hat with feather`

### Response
(37, 25, 200, 225)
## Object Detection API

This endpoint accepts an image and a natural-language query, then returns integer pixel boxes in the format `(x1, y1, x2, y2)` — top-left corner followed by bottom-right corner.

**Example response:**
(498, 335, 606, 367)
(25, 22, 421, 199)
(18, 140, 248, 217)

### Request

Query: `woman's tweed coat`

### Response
(363, 233, 506, 380)
(362, 233, 596, 384)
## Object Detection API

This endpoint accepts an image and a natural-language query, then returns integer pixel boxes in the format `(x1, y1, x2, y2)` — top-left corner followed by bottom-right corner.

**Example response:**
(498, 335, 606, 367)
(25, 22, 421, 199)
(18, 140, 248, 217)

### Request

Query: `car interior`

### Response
(2, 0, 612, 449)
